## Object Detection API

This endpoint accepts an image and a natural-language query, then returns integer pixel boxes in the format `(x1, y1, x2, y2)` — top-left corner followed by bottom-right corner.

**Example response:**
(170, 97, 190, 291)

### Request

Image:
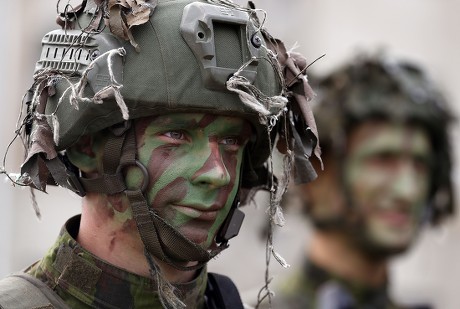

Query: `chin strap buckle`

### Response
(216, 200, 245, 246)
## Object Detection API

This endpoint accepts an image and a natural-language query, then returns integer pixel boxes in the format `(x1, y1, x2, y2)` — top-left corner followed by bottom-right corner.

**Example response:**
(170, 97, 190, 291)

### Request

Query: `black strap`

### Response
(205, 272, 244, 309)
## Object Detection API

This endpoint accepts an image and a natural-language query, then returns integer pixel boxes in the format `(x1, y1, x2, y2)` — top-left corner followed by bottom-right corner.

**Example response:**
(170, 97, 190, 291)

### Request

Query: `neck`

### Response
(308, 230, 388, 288)
(77, 192, 197, 283)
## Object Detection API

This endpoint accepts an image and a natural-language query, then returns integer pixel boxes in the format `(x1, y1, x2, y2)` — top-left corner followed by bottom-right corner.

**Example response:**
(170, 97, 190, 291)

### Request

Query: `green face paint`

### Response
(126, 113, 251, 249)
(344, 121, 432, 252)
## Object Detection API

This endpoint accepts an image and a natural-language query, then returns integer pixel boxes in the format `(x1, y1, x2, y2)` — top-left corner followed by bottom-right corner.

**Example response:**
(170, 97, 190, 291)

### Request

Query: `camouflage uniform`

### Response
(0, 0, 320, 308)
(274, 259, 431, 309)
(25, 216, 206, 309)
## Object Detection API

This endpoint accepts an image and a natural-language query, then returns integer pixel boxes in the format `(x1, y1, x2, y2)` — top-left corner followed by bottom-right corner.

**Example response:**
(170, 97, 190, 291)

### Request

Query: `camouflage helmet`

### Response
(10, 0, 321, 273)
(311, 53, 453, 224)
(20, 0, 320, 192)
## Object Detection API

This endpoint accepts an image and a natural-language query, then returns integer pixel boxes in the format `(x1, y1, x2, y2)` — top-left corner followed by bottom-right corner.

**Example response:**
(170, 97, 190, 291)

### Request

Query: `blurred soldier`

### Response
(276, 54, 453, 309)
(0, 0, 320, 308)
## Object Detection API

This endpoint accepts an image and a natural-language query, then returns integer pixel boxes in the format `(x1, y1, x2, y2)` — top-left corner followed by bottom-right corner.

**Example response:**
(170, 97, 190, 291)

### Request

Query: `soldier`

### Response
(0, 0, 320, 308)
(275, 54, 453, 309)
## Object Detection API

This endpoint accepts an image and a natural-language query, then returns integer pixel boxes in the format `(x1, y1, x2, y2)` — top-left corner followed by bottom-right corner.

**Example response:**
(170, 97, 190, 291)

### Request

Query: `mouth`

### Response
(172, 204, 221, 221)
(377, 210, 411, 227)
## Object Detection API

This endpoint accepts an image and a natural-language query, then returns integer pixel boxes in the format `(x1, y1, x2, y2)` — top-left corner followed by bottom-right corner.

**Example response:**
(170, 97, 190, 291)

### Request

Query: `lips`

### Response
(377, 210, 411, 227)
(171, 204, 222, 221)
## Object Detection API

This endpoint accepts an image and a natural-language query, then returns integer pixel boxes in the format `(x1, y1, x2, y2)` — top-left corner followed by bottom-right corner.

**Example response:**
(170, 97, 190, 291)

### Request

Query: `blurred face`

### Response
(126, 113, 251, 250)
(344, 121, 432, 252)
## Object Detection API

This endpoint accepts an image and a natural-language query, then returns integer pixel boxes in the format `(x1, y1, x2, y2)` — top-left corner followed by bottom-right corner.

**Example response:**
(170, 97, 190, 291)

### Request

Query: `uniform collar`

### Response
(38, 215, 207, 308)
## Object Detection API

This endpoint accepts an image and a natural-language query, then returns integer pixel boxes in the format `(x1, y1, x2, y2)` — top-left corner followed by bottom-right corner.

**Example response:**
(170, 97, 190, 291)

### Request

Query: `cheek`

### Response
(414, 173, 431, 200)
(144, 145, 190, 207)
(151, 178, 188, 211)
(144, 144, 180, 183)
(344, 163, 382, 196)
(205, 151, 243, 243)
(221, 150, 239, 174)
(345, 162, 387, 206)
(407, 174, 431, 220)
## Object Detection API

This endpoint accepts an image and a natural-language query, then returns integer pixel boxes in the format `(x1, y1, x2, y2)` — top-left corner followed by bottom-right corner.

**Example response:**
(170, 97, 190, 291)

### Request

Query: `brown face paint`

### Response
(127, 113, 251, 249)
(344, 121, 432, 252)
(107, 194, 130, 213)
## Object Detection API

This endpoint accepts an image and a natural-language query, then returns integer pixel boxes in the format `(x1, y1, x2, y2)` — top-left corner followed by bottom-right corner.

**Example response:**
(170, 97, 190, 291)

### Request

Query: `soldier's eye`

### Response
(221, 137, 238, 145)
(163, 131, 185, 140)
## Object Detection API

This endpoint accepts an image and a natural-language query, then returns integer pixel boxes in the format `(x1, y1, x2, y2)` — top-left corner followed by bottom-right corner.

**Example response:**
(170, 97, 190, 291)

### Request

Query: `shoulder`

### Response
(0, 273, 69, 309)
(0, 274, 49, 308)
(206, 272, 244, 309)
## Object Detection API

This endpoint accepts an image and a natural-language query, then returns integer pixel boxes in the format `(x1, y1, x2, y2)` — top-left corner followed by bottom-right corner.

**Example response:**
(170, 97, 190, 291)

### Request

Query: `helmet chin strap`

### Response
(76, 121, 238, 271)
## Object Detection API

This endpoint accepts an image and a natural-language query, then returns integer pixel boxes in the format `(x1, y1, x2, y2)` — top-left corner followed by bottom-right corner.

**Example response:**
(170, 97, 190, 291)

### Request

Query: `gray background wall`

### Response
(1, 1, 459, 308)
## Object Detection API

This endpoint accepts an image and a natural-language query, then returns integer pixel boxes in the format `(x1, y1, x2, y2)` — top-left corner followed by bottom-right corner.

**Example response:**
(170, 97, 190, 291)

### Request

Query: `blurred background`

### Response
(1, 0, 459, 308)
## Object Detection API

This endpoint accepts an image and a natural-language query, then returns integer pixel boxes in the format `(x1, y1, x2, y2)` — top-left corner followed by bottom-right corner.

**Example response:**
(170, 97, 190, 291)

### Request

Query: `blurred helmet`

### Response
(312, 53, 453, 224)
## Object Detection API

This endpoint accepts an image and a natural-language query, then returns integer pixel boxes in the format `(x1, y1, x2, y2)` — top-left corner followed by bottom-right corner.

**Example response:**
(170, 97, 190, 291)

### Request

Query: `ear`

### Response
(66, 134, 103, 174)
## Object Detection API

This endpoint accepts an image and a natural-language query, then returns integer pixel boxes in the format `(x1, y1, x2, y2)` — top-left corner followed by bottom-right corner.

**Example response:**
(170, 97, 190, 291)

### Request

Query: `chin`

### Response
(356, 233, 415, 259)
(372, 219, 419, 245)
(178, 225, 212, 248)
(364, 242, 412, 260)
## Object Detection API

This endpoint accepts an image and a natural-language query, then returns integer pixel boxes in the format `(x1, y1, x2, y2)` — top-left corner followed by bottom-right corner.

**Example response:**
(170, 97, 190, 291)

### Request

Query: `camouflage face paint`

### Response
(68, 133, 136, 245)
(344, 121, 432, 252)
(127, 113, 251, 249)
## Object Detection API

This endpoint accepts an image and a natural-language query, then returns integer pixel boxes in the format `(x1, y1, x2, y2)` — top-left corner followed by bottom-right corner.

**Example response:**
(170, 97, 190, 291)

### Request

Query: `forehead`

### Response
(136, 112, 250, 130)
(347, 120, 432, 157)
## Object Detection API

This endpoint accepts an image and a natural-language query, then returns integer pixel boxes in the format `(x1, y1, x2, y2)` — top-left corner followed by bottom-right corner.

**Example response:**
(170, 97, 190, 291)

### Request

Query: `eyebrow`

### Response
(151, 116, 199, 129)
(197, 114, 218, 128)
(152, 114, 252, 136)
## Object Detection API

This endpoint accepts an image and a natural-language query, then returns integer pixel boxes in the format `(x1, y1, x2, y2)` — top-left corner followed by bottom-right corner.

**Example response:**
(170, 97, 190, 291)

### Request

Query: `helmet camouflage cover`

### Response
(311, 53, 453, 224)
(5, 0, 321, 288)
(18, 0, 321, 194)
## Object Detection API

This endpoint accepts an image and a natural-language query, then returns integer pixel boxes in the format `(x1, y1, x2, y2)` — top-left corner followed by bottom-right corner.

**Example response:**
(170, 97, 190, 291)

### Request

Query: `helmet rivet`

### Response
(251, 34, 262, 48)
(90, 49, 100, 61)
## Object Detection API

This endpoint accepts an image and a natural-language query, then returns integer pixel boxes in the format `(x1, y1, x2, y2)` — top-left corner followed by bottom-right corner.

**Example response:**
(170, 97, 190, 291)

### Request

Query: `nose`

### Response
(191, 143, 231, 188)
(390, 160, 425, 204)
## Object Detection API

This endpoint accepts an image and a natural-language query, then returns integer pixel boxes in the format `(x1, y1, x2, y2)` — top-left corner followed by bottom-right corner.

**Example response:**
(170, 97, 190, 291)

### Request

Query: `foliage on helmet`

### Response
(5, 0, 321, 200)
